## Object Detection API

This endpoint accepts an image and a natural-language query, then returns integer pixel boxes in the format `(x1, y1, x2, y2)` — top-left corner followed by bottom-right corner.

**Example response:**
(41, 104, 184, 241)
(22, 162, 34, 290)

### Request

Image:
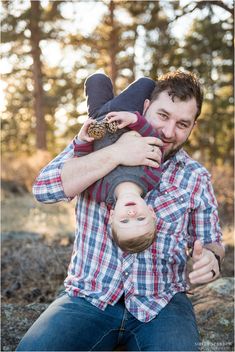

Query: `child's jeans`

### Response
(85, 73, 156, 118)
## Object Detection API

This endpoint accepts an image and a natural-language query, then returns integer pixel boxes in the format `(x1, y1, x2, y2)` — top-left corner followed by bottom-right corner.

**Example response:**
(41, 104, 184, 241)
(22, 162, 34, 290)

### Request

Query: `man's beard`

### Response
(163, 143, 185, 162)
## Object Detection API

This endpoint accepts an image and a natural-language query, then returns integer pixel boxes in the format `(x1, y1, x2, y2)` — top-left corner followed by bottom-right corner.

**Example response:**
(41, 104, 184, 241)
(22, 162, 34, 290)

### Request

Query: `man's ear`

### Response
(143, 99, 150, 115)
(109, 209, 114, 224)
(148, 205, 156, 219)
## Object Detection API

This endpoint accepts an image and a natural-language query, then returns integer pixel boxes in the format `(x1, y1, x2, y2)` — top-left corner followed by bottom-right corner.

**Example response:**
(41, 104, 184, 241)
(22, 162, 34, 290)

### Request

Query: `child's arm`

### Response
(73, 118, 108, 202)
(73, 118, 95, 157)
(105, 111, 159, 138)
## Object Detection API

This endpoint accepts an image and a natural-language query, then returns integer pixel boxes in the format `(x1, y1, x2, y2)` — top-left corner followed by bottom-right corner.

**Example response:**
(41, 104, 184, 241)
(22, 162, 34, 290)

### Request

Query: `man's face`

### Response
(143, 91, 198, 159)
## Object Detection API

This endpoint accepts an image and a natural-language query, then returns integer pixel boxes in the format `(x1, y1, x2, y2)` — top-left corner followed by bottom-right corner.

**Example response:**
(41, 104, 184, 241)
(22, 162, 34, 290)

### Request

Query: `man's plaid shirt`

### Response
(33, 141, 222, 322)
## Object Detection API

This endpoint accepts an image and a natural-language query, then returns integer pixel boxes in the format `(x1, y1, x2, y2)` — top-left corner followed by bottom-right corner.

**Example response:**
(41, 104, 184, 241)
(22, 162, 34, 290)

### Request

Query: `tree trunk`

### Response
(109, 0, 118, 94)
(30, 0, 46, 150)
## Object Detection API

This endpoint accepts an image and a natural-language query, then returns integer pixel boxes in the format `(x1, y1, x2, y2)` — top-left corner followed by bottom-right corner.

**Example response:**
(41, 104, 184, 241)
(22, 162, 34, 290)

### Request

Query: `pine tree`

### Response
(1, 0, 84, 153)
(29, 0, 46, 150)
(182, 10, 233, 166)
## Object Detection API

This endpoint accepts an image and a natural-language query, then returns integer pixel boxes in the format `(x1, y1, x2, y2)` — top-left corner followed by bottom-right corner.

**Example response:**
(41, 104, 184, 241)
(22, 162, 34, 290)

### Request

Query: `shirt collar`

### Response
(164, 148, 188, 167)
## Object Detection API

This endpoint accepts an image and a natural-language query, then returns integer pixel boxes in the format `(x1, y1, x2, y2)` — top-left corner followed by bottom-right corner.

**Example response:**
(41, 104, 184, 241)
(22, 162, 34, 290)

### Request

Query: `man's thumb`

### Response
(192, 240, 203, 261)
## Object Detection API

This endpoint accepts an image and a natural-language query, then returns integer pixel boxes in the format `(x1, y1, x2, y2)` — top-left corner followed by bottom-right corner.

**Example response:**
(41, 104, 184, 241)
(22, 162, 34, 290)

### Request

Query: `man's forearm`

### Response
(33, 132, 162, 203)
(61, 144, 118, 197)
(62, 131, 162, 198)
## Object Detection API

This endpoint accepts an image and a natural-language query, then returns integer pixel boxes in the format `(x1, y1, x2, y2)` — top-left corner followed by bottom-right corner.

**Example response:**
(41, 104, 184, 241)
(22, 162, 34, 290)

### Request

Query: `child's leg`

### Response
(99, 77, 156, 116)
(85, 73, 114, 118)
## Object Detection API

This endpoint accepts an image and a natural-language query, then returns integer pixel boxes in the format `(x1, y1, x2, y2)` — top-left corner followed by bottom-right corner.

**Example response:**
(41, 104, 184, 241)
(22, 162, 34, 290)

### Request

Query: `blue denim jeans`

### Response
(84, 73, 156, 119)
(17, 292, 200, 351)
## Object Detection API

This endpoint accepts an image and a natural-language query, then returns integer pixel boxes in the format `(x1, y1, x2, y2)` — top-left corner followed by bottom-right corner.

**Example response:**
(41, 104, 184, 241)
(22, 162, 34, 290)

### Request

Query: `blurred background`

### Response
(1, 0, 234, 324)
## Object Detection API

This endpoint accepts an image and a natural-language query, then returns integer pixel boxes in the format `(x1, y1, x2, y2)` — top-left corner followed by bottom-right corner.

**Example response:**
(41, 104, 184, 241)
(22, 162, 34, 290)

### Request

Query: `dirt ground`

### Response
(1, 188, 234, 305)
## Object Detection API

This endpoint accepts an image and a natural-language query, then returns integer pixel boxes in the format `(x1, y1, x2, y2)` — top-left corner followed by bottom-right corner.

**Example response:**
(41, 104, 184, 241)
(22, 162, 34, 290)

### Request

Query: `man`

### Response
(17, 71, 224, 351)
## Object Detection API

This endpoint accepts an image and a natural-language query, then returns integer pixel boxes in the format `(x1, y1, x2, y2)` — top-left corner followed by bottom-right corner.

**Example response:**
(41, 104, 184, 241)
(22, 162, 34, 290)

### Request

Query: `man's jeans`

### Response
(17, 292, 200, 351)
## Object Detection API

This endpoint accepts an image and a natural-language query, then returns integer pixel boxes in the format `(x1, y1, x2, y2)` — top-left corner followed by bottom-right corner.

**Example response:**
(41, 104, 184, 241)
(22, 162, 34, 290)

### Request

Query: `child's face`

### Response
(109, 195, 156, 242)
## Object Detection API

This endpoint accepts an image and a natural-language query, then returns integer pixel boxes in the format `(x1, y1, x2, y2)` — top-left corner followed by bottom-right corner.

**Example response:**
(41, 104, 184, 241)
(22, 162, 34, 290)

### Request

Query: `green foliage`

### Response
(182, 11, 234, 166)
(1, 0, 234, 167)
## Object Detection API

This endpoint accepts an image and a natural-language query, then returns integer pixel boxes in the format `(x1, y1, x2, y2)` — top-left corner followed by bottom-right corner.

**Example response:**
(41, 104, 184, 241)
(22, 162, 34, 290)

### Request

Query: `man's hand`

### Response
(105, 111, 137, 129)
(189, 240, 220, 284)
(111, 131, 163, 168)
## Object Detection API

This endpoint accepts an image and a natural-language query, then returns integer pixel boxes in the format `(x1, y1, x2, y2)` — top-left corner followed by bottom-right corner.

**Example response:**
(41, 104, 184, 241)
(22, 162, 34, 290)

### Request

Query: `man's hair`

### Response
(150, 70, 204, 119)
(111, 219, 156, 254)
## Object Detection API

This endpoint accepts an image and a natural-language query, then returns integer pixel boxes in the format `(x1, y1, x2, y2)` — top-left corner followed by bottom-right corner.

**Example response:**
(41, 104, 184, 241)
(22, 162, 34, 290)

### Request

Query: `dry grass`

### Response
(1, 193, 76, 242)
(1, 151, 52, 190)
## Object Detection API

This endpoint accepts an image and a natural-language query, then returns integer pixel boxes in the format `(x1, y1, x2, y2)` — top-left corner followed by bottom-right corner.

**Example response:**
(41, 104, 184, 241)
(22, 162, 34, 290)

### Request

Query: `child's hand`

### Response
(77, 118, 95, 142)
(105, 111, 137, 129)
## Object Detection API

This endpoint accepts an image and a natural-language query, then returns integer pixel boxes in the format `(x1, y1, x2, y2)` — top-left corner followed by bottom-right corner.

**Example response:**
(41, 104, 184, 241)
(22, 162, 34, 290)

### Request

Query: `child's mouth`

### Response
(125, 202, 136, 206)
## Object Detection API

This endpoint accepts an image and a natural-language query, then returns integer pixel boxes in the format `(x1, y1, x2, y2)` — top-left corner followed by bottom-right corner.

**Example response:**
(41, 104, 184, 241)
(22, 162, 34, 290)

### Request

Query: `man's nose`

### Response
(162, 123, 175, 139)
(127, 209, 137, 217)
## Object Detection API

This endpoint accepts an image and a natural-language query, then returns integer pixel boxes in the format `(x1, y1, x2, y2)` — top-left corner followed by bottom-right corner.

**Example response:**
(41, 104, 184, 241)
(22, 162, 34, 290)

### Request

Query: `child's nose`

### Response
(127, 209, 137, 217)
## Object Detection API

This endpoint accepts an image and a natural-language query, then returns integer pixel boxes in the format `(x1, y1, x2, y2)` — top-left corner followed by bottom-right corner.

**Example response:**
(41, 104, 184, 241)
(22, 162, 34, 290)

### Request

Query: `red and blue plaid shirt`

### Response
(33, 142, 222, 322)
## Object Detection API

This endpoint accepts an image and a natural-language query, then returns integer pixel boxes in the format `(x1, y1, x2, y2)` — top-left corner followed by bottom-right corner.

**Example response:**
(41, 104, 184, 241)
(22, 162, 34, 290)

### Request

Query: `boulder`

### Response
(1, 278, 234, 351)
(1, 303, 48, 351)
(190, 277, 234, 351)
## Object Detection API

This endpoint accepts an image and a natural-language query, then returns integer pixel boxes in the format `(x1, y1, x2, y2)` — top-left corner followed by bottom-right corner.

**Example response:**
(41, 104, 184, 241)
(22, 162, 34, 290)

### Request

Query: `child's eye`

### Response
(120, 219, 129, 223)
(137, 217, 145, 221)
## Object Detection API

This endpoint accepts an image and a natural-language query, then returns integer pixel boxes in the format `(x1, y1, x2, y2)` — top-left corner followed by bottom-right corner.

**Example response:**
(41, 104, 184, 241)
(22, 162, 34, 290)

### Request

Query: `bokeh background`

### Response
(1, 1, 234, 349)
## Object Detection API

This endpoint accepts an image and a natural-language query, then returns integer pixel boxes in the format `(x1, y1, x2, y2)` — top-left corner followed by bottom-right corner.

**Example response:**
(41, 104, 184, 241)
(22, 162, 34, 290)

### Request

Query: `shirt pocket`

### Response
(152, 183, 191, 262)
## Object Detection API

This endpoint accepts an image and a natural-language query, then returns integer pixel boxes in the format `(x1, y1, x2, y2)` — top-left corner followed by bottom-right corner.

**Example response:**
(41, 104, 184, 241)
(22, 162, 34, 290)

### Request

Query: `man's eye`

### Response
(159, 113, 168, 120)
(120, 219, 129, 223)
(137, 217, 145, 221)
(178, 123, 188, 129)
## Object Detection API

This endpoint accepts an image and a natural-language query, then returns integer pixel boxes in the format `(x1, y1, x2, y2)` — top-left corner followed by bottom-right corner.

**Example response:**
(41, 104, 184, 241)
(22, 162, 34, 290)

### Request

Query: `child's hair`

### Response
(151, 70, 204, 119)
(111, 218, 156, 253)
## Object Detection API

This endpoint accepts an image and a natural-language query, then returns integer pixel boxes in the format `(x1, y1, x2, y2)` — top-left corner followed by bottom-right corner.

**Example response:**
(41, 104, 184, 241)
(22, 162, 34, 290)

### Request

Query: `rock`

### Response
(1, 231, 41, 241)
(1, 179, 28, 196)
(1, 278, 234, 351)
(190, 277, 234, 351)
(1, 303, 48, 351)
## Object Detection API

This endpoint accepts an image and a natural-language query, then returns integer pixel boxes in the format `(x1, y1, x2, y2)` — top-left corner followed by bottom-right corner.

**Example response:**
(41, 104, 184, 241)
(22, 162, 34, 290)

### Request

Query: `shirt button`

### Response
(180, 197, 184, 202)
(164, 191, 168, 195)
(124, 272, 129, 276)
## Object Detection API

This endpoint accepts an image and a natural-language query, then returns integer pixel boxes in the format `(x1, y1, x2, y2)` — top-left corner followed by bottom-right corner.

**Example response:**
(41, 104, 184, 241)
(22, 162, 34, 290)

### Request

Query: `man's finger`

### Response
(144, 158, 160, 168)
(189, 264, 212, 280)
(192, 256, 210, 270)
(144, 136, 164, 147)
(146, 153, 161, 165)
(189, 271, 215, 284)
(192, 240, 203, 261)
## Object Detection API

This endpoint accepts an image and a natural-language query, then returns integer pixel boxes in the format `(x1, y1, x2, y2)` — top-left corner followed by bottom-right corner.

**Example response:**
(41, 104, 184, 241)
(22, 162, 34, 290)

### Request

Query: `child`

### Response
(73, 73, 162, 253)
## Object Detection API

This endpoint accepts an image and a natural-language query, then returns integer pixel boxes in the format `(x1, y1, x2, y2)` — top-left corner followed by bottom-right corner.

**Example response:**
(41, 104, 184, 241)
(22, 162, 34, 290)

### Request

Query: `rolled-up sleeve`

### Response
(32, 142, 74, 203)
(188, 174, 223, 245)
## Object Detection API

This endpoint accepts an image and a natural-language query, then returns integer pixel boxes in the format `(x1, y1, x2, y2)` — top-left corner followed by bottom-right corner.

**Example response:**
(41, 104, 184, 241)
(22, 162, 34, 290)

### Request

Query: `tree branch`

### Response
(170, 0, 233, 23)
